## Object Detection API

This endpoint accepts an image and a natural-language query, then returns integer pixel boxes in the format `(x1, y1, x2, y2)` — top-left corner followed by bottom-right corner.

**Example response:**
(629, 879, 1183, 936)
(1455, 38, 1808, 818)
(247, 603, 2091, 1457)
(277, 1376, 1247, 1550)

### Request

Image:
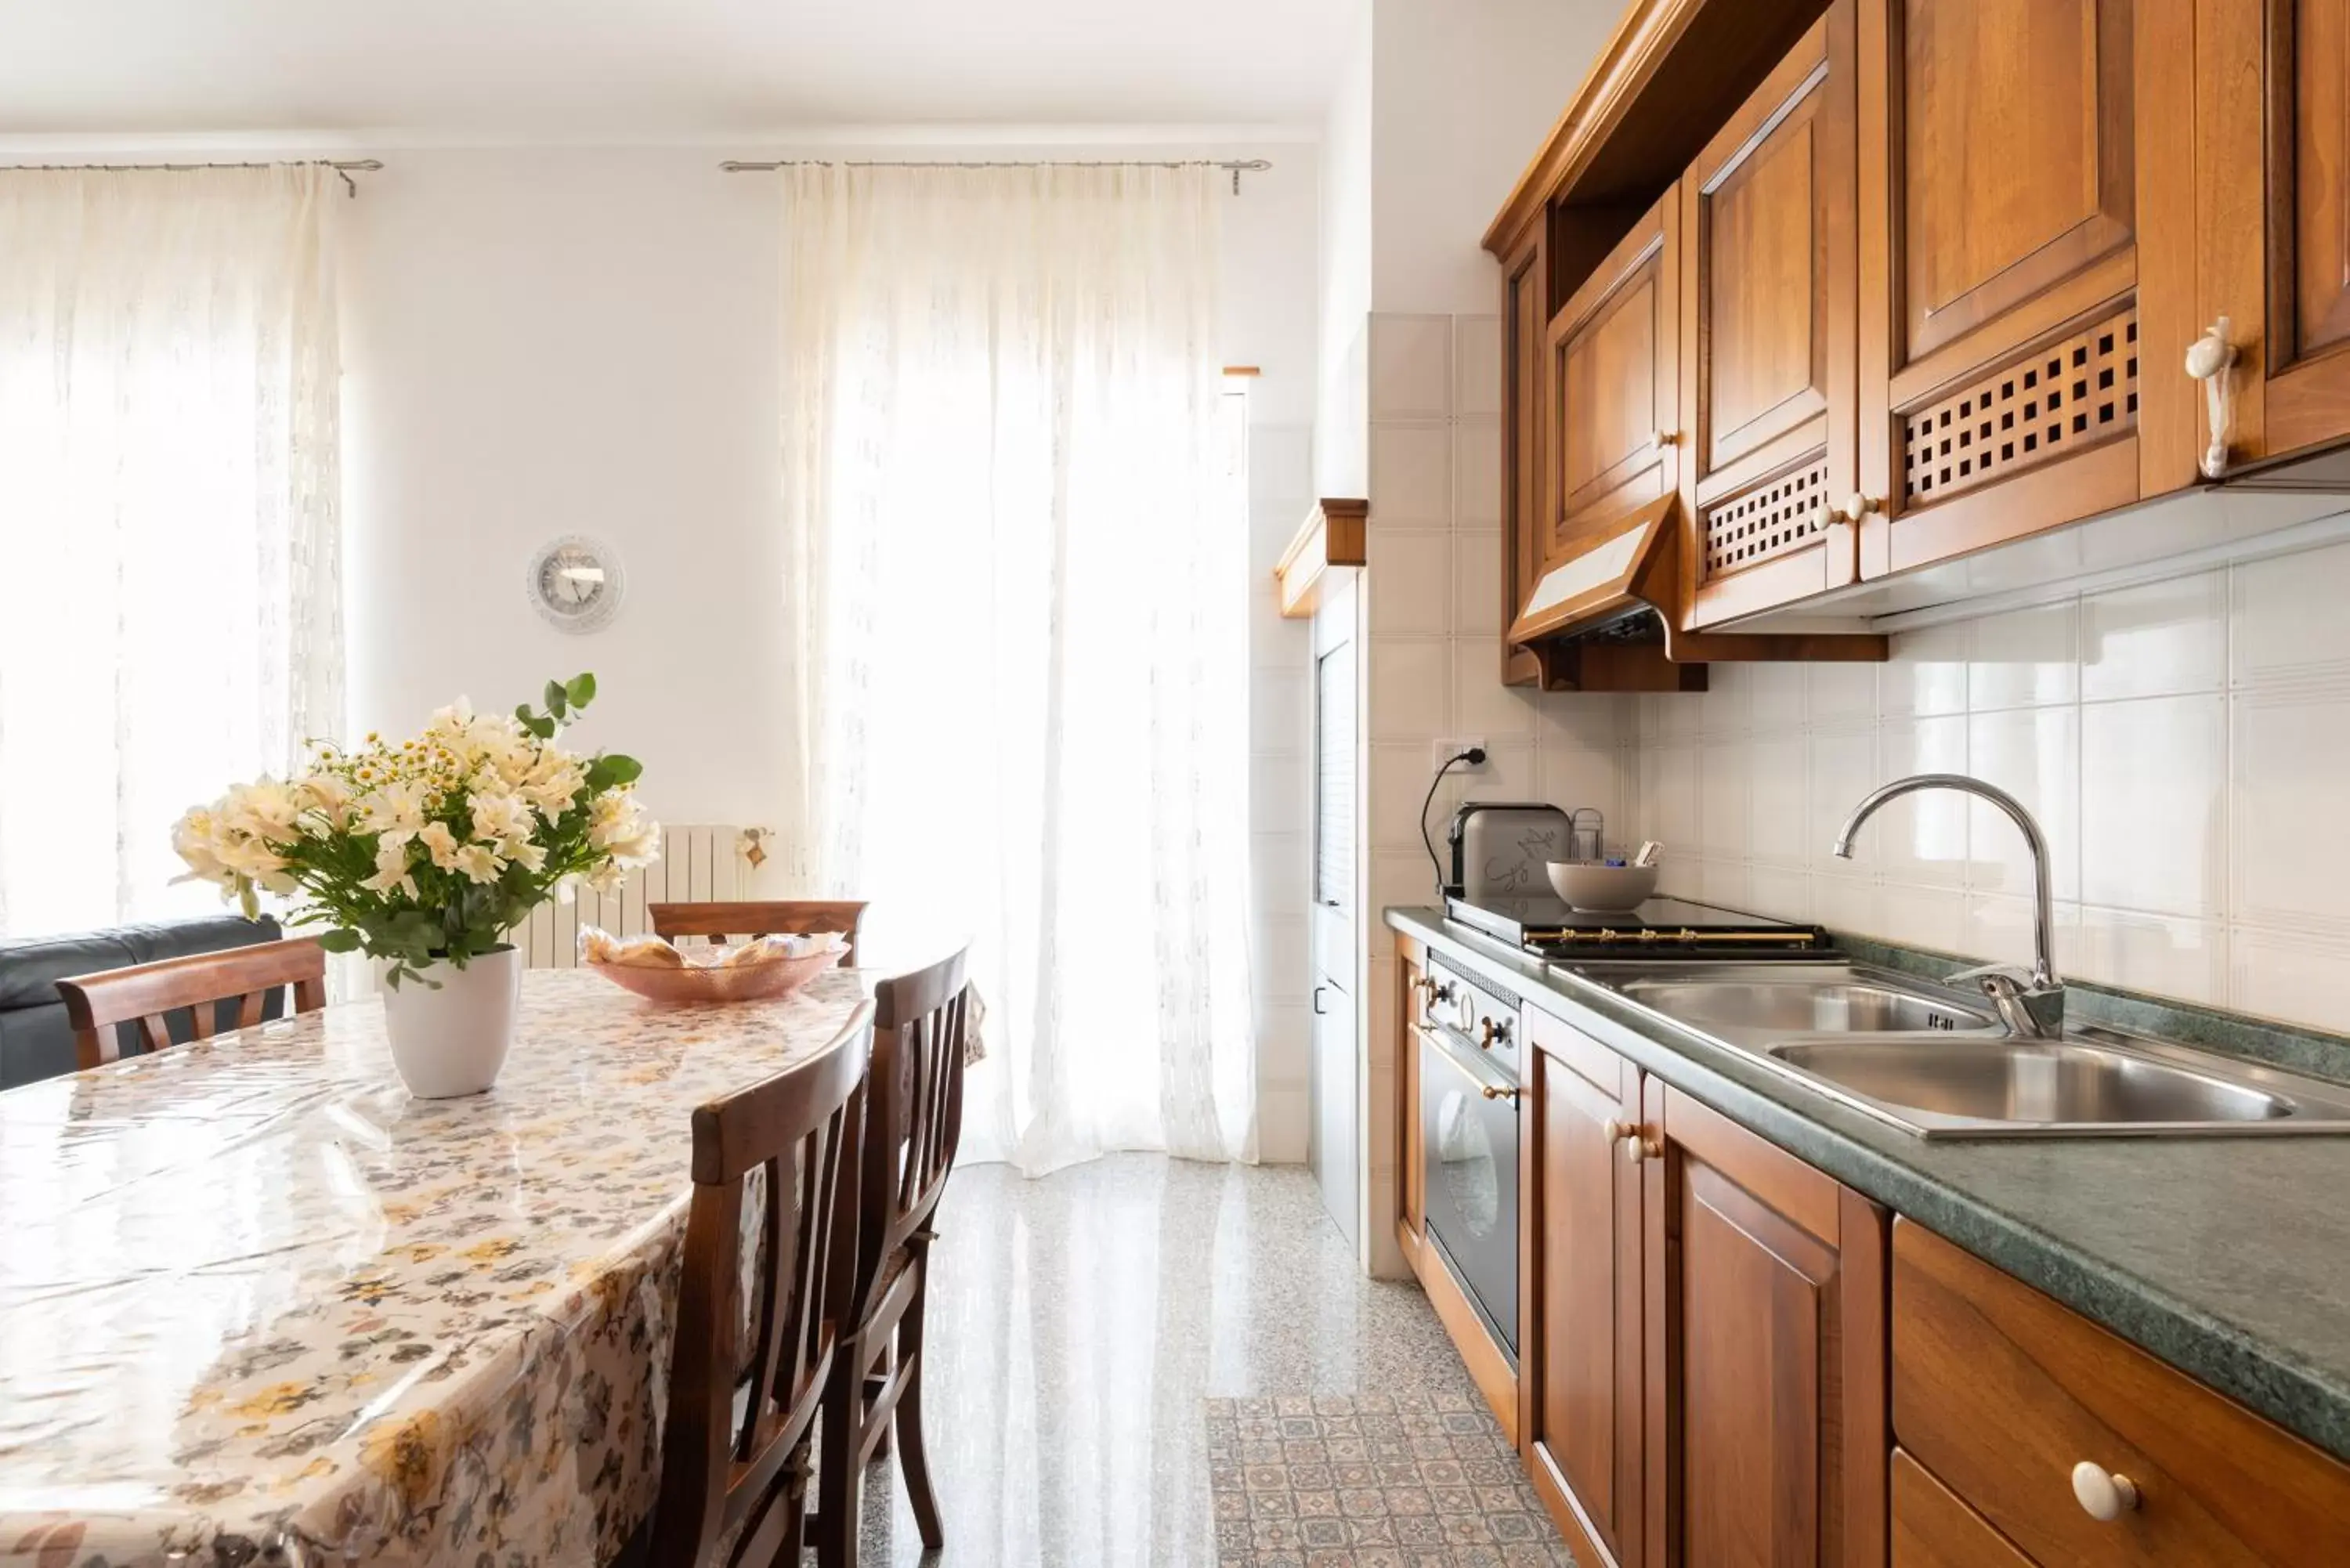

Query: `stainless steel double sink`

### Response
(1565, 961, 2350, 1138)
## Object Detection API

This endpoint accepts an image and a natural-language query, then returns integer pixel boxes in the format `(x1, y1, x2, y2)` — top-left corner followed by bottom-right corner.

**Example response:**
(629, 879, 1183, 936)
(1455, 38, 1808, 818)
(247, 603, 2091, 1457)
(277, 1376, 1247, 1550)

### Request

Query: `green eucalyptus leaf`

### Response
(315, 928, 361, 953)
(586, 753, 643, 791)
(543, 679, 568, 717)
(566, 673, 597, 707)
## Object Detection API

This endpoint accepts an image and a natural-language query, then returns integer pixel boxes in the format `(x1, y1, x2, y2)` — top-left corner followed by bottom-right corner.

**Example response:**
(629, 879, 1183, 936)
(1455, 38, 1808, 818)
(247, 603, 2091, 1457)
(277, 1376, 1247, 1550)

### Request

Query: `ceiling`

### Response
(0, 0, 1358, 136)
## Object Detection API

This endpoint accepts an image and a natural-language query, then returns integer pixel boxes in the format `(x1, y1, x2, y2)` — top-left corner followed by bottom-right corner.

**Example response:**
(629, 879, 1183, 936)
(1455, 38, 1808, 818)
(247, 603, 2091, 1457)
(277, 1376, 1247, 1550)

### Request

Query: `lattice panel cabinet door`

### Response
(1679, 1, 1862, 628)
(1856, 0, 2194, 578)
(1546, 190, 1680, 580)
(2196, 0, 2350, 469)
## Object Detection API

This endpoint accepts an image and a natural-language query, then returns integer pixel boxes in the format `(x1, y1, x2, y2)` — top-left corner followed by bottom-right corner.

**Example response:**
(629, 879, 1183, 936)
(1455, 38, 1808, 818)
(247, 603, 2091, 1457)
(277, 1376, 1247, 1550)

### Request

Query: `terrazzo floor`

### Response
(846, 1155, 1559, 1567)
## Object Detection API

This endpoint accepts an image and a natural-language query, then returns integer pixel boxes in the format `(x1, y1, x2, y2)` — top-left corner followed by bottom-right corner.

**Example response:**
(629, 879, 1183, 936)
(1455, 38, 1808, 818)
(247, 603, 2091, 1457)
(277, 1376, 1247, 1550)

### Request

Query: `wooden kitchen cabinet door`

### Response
(1679, 0, 1862, 627)
(1502, 232, 1549, 687)
(1642, 1082, 1889, 1568)
(1523, 1008, 1643, 1568)
(1546, 190, 1680, 580)
(2197, 0, 2350, 467)
(1856, 0, 2194, 577)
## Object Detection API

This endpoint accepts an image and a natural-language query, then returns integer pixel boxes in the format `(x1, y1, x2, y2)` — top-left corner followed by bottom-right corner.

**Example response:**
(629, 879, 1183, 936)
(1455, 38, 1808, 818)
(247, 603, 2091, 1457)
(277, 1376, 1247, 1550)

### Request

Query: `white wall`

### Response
(341, 149, 790, 826)
(1368, 0, 1616, 315)
(1316, 14, 1374, 497)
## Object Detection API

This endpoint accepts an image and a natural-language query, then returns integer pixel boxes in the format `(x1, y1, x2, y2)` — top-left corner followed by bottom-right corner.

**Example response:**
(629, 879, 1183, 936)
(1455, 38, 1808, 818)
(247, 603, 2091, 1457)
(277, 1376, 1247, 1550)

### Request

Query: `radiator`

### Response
(520, 823, 747, 969)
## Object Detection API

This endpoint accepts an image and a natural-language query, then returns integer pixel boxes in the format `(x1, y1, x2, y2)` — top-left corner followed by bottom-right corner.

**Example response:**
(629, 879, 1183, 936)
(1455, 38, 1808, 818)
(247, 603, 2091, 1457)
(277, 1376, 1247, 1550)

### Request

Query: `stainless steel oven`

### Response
(1417, 960, 1521, 1360)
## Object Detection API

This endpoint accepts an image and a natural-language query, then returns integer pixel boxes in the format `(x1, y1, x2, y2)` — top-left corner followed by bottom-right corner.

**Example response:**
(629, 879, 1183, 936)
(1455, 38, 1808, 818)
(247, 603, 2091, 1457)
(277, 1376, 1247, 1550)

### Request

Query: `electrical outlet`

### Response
(1430, 738, 1488, 772)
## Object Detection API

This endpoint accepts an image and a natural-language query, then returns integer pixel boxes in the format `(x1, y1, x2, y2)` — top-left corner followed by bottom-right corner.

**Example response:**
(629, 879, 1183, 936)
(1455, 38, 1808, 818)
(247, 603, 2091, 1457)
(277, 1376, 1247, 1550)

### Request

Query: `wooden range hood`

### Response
(1507, 494, 1885, 691)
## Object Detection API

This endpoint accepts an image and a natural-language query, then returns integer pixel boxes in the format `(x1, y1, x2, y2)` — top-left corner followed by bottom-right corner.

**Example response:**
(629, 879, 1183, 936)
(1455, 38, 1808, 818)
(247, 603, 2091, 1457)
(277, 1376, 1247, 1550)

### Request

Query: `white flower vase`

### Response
(382, 945, 522, 1097)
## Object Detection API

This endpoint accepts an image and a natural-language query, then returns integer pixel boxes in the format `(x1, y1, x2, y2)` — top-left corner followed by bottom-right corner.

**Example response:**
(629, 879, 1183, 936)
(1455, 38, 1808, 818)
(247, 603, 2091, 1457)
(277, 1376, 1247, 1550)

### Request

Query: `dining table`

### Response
(0, 965, 869, 1568)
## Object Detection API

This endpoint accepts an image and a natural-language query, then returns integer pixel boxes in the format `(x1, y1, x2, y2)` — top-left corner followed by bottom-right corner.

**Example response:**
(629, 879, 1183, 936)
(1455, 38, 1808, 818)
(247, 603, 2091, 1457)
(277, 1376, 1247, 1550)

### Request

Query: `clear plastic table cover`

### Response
(0, 966, 865, 1568)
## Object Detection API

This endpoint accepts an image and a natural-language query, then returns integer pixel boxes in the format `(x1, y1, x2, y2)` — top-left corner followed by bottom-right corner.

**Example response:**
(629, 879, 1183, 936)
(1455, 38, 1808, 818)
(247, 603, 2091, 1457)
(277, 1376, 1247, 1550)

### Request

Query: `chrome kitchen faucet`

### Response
(1831, 774, 2066, 1039)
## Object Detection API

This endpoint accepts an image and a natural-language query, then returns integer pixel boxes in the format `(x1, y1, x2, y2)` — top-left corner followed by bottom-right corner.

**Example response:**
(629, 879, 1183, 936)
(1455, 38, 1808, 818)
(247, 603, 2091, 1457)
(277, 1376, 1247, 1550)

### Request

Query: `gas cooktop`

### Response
(1444, 893, 1830, 960)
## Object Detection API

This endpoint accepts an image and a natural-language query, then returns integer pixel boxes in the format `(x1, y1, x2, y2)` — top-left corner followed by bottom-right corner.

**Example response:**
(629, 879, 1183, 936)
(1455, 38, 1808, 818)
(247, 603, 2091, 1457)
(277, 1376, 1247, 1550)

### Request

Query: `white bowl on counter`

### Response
(1546, 862, 1660, 912)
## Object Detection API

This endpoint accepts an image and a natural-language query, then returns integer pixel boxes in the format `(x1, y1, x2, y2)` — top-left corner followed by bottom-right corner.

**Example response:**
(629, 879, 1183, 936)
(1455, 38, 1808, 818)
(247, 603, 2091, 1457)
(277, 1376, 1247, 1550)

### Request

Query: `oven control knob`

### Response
(1478, 1018, 1510, 1049)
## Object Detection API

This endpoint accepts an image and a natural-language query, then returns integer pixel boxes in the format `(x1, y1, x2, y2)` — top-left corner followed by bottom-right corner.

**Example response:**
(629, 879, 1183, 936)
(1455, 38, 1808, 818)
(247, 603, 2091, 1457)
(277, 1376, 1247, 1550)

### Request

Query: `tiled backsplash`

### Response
(1629, 537, 2350, 1035)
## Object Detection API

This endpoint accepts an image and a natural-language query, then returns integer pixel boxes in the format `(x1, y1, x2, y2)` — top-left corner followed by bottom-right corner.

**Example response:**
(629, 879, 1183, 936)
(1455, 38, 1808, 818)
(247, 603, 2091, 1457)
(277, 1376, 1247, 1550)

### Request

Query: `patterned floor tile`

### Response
(1202, 1393, 1575, 1566)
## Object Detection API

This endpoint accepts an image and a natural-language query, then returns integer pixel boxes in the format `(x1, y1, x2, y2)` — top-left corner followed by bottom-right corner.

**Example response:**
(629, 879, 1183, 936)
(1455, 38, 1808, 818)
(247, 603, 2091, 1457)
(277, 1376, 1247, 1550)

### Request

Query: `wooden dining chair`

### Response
(650, 1003, 873, 1568)
(650, 901, 868, 966)
(56, 937, 328, 1071)
(812, 947, 971, 1568)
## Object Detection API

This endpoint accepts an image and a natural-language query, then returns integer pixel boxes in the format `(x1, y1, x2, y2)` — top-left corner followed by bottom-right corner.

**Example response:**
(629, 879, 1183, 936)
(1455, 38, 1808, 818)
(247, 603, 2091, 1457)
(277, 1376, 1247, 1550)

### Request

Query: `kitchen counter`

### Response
(1389, 905, 2350, 1465)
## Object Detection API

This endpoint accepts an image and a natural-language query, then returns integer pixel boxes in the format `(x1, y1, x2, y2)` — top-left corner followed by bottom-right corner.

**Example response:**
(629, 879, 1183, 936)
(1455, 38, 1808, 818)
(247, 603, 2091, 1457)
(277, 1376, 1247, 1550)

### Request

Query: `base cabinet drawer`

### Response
(1892, 1219, 2350, 1566)
(1892, 1450, 2031, 1568)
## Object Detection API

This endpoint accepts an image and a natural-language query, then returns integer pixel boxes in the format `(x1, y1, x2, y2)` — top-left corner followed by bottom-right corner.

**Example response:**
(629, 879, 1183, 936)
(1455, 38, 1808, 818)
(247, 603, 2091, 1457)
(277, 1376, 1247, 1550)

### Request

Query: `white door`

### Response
(1308, 581, 1359, 1245)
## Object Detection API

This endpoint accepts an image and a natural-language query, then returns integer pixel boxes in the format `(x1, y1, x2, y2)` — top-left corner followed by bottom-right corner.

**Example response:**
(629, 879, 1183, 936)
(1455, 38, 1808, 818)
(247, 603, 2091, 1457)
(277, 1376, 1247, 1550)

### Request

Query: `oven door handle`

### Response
(1415, 1023, 1520, 1102)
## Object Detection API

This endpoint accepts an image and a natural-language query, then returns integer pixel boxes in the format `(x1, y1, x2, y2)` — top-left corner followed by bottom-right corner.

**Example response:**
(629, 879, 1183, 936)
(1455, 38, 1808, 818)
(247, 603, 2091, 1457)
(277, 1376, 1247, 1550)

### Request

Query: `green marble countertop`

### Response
(1387, 905, 2350, 1465)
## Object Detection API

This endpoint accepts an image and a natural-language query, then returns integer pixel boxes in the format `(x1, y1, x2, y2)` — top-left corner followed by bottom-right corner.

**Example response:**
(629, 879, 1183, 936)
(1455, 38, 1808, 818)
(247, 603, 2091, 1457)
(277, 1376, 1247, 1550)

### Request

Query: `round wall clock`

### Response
(526, 536, 625, 634)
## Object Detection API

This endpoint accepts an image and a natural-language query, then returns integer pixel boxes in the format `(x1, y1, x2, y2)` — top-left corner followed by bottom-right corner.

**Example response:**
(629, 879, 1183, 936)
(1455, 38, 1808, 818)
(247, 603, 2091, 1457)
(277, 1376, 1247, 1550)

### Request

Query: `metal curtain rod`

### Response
(722, 155, 1272, 193)
(0, 157, 384, 197)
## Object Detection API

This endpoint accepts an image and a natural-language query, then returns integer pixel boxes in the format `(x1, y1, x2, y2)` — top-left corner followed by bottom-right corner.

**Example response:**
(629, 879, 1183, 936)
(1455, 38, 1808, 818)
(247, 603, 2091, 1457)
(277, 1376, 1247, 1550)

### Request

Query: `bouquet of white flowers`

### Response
(173, 674, 658, 988)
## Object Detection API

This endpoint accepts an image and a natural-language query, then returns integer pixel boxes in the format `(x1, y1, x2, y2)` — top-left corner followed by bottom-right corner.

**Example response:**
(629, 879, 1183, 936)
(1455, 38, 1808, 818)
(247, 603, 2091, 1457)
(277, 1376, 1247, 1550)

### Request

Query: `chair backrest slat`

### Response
(649, 900, 867, 965)
(858, 948, 971, 1314)
(58, 938, 329, 1071)
(653, 1003, 872, 1568)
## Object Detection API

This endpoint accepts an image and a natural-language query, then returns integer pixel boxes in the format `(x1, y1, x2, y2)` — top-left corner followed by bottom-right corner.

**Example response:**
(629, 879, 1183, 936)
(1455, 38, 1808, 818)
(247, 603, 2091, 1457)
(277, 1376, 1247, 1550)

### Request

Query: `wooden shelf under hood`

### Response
(1508, 494, 1885, 691)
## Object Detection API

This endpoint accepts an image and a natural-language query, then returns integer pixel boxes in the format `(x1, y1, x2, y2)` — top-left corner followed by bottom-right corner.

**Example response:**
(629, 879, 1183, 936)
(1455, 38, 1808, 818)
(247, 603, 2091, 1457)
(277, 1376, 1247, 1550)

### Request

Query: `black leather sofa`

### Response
(0, 913, 285, 1090)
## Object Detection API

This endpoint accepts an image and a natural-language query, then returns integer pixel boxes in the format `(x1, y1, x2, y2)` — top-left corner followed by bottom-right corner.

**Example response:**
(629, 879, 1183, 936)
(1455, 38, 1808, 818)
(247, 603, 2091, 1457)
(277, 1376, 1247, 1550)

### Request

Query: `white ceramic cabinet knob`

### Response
(1603, 1118, 1632, 1143)
(2070, 1460, 2140, 1522)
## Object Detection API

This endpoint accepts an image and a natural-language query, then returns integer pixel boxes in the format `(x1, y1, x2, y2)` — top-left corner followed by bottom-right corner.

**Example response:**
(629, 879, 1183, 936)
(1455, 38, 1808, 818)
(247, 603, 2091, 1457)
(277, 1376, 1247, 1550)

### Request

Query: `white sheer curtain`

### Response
(779, 164, 1256, 1175)
(0, 167, 344, 936)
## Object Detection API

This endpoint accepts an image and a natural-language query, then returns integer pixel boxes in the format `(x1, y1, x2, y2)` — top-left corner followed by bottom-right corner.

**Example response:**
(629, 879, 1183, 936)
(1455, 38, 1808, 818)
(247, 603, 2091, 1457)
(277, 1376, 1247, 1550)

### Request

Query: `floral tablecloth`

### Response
(0, 967, 866, 1568)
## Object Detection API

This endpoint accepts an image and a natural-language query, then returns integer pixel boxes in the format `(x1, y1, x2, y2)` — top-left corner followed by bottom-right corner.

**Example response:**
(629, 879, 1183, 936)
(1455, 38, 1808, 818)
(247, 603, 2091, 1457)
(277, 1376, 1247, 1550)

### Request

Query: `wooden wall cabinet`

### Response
(1503, 233, 1552, 687)
(1518, 1003, 1887, 1568)
(2196, 0, 2350, 469)
(1854, 0, 2196, 578)
(1679, 1, 1863, 626)
(1546, 191, 1682, 581)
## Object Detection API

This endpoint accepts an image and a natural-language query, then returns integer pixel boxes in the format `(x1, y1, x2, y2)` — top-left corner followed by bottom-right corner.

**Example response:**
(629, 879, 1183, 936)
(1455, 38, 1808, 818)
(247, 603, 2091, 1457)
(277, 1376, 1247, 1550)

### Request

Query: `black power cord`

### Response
(1420, 746, 1488, 894)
